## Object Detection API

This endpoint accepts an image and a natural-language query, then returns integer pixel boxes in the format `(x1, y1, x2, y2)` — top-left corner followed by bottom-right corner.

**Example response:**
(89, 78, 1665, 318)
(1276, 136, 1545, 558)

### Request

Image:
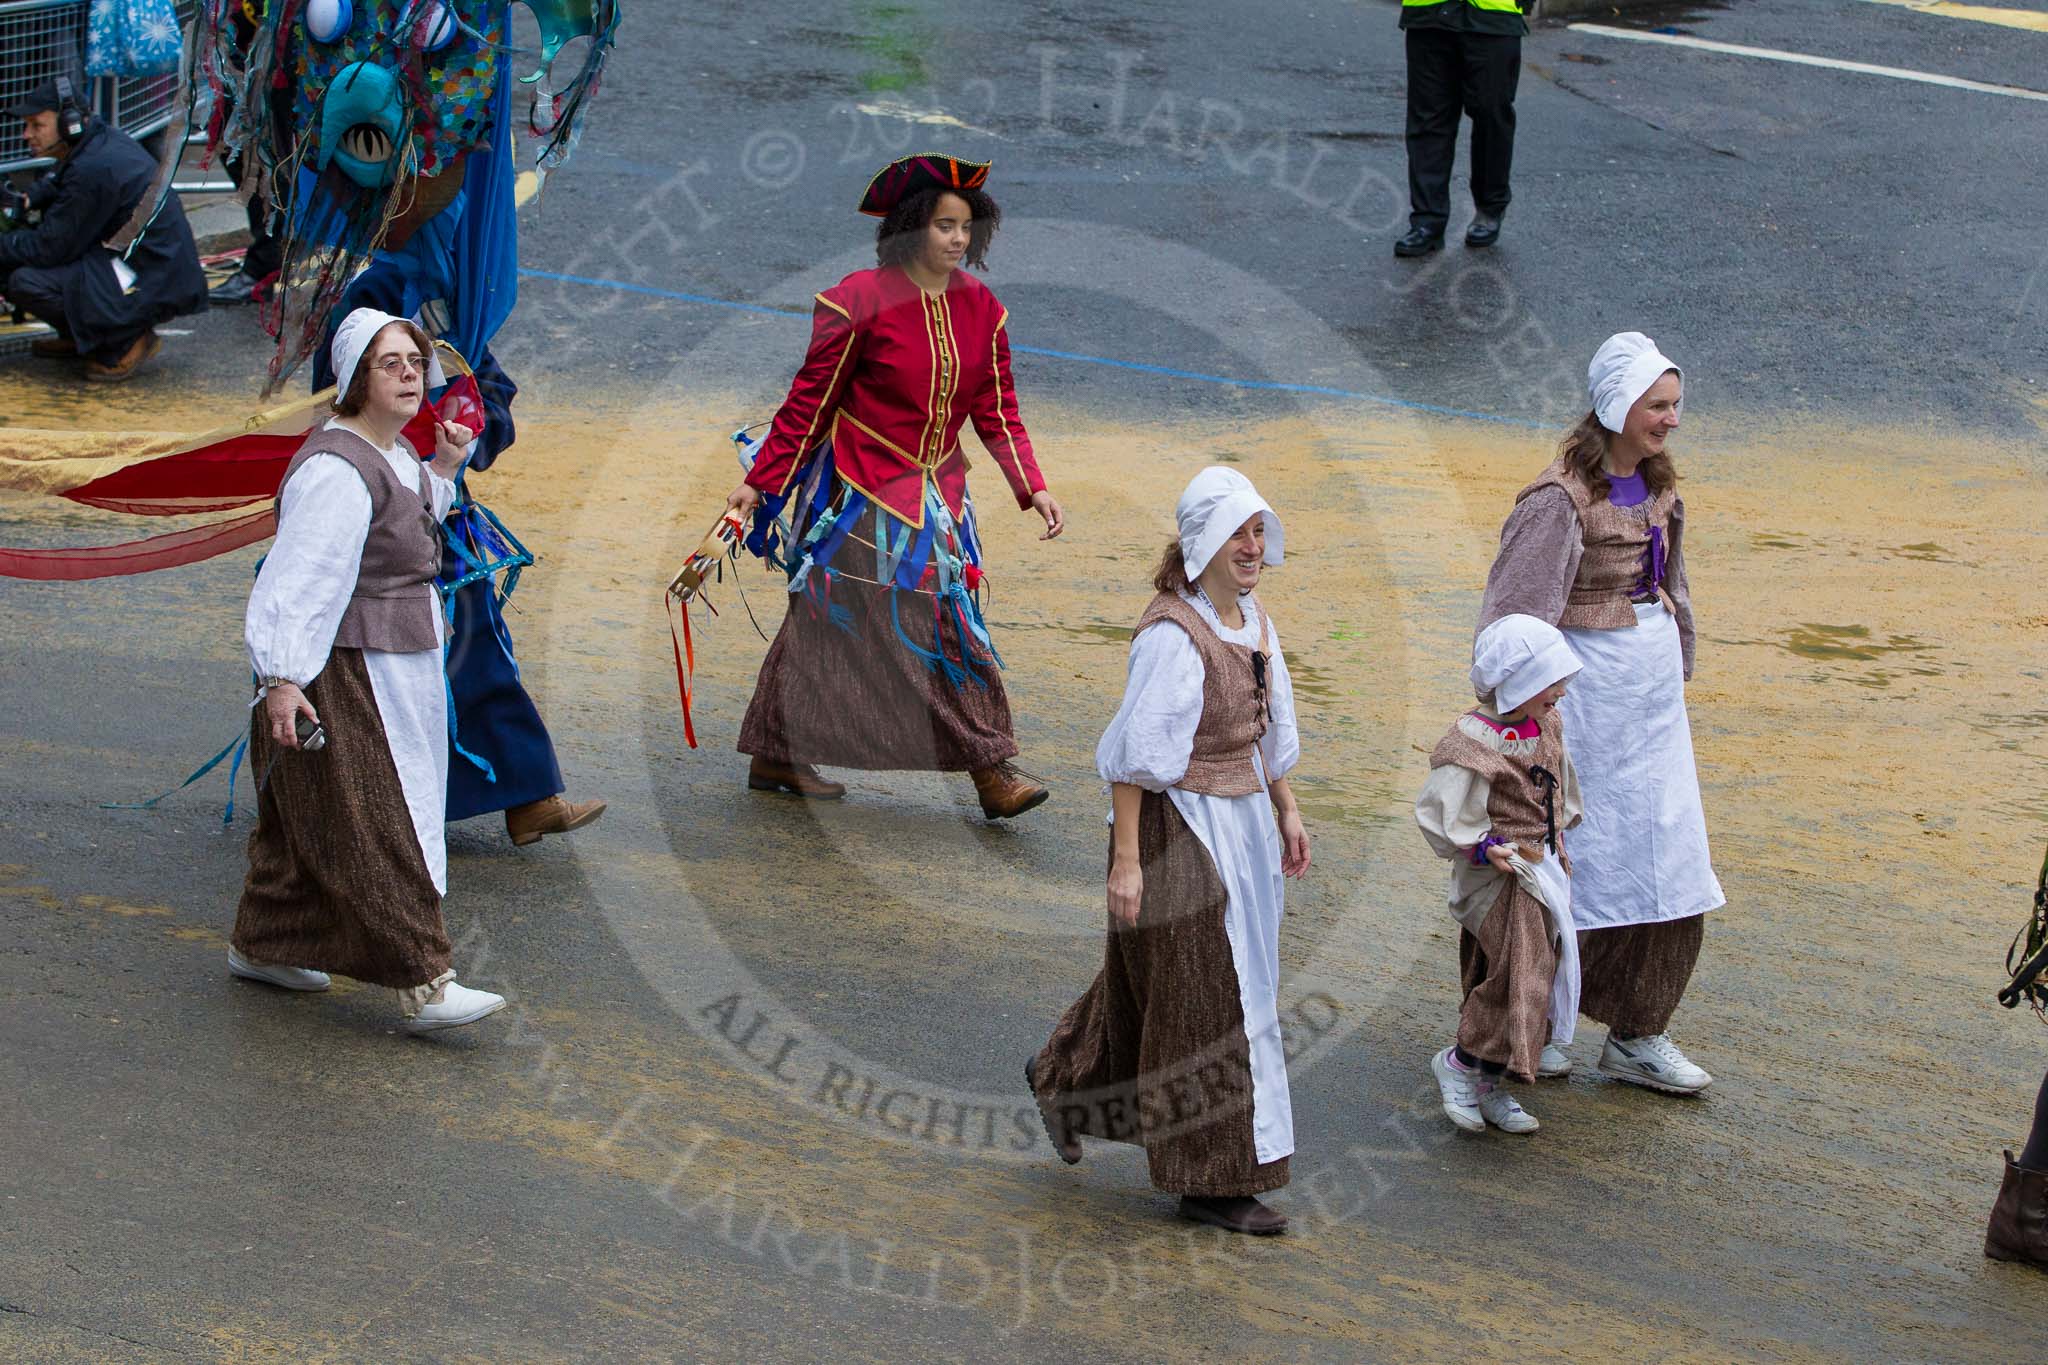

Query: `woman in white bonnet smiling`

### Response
(1028, 466, 1310, 1237)
(1476, 332, 1725, 1095)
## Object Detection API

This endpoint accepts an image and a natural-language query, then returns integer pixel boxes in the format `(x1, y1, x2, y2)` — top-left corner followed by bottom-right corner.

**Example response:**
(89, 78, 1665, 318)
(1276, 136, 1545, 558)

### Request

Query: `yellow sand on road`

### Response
(3, 371, 2044, 1356)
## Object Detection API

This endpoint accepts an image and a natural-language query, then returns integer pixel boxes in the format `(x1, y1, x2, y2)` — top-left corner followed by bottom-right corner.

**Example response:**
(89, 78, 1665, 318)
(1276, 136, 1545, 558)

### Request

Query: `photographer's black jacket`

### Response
(0, 118, 206, 350)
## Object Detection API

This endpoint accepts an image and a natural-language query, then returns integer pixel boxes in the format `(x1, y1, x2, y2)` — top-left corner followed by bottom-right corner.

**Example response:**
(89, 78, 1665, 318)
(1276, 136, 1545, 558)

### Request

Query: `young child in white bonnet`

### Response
(1415, 614, 1585, 1134)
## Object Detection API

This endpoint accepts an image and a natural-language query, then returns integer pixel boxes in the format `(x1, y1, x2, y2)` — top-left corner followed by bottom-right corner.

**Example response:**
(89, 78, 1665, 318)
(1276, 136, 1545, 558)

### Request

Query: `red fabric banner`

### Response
(58, 375, 484, 516)
(3, 374, 487, 581)
(0, 508, 277, 581)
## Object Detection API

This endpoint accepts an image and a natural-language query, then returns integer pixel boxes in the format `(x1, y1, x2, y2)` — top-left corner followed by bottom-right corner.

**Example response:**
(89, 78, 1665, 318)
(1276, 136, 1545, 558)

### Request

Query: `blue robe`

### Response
(313, 281, 562, 823)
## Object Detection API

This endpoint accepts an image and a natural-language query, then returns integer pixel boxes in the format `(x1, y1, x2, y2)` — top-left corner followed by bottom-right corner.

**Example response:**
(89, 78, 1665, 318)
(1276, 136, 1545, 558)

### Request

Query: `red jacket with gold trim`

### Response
(742, 266, 1046, 529)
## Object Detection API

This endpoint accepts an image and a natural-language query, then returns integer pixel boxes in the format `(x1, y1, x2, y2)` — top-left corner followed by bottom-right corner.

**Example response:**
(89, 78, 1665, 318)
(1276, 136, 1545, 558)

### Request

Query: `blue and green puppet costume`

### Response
(192, 0, 620, 822)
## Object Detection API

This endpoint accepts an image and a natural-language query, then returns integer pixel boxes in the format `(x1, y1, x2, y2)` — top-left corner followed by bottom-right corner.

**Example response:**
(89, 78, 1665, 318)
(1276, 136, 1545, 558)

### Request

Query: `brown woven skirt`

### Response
(1576, 913, 1705, 1038)
(1458, 882, 1559, 1083)
(231, 647, 452, 990)
(737, 529, 1018, 772)
(1032, 790, 1288, 1198)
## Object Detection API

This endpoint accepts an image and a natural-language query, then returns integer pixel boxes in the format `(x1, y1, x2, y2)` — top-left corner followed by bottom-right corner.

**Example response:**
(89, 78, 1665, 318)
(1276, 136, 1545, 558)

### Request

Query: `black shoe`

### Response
(1393, 228, 1444, 258)
(208, 270, 264, 306)
(1465, 214, 1503, 249)
(1178, 1195, 1289, 1236)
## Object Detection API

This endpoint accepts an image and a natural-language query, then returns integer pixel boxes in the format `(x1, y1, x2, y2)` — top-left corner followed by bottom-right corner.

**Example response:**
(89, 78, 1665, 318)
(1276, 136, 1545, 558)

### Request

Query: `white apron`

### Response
(1558, 600, 1725, 930)
(1098, 592, 1297, 1166)
(1168, 753, 1293, 1166)
(1501, 848, 1582, 1045)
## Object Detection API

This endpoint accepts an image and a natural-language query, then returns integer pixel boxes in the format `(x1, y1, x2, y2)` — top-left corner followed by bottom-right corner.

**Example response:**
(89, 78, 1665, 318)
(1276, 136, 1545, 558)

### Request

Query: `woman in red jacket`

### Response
(725, 154, 1064, 818)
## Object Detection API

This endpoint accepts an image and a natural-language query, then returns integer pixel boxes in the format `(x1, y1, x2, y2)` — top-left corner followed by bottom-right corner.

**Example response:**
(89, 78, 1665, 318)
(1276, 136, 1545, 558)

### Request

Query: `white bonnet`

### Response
(330, 307, 447, 397)
(1176, 466, 1283, 581)
(1472, 614, 1581, 714)
(1588, 331, 1681, 435)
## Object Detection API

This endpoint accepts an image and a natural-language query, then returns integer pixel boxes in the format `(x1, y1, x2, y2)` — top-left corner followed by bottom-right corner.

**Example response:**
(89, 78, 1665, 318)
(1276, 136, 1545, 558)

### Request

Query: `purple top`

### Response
(1608, 468, 1666, 596)
(1607, 469, 1649, 507)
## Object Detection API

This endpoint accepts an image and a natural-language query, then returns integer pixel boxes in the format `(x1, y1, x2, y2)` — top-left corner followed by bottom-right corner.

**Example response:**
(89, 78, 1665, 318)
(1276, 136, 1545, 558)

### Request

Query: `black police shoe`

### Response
(208, 270, 264, 305)
(1393, 228, 1444, 258)
(1465, 213, 1503, 249)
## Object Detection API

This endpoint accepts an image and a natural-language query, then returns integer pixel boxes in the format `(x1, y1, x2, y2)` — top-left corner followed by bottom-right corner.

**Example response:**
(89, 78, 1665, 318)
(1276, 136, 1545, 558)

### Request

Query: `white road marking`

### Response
(1567, 22, 2048, 102)
(854, 99, 1000, 139)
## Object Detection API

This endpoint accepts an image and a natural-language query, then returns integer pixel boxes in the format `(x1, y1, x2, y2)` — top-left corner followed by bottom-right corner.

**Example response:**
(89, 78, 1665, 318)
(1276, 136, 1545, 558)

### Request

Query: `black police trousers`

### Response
(1404, 28, 1521, 235)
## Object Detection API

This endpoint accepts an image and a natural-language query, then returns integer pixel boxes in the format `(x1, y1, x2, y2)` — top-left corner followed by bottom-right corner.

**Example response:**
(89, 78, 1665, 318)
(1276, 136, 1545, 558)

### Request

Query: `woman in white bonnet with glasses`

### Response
(228, 308, 509, 1036)
(1027, 467, 1311, 1237)
(1476, 331, 1724, 1094)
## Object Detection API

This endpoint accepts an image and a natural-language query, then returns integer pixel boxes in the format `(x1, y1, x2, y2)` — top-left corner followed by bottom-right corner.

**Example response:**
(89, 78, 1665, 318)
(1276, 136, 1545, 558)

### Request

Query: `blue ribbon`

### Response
(102, 732, 249, 826)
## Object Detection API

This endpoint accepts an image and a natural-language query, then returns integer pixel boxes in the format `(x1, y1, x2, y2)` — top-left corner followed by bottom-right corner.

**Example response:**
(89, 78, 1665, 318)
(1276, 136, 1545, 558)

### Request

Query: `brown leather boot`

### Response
(506, 794, 607, 847)
(1024, 1055, 1082, 1165)
(1178, 1195, 1288, 1236)
(1986, 1150, 2048, 1268)
(30, 333, 77, 358)
(86, 330, 161, 383)
(747, 757, 846, 800)
(971, 760, 1048, 819)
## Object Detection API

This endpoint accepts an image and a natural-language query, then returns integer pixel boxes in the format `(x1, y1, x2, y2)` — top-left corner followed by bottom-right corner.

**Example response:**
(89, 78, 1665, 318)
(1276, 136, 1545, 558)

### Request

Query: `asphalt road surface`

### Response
(4, 0, 2047, 1359)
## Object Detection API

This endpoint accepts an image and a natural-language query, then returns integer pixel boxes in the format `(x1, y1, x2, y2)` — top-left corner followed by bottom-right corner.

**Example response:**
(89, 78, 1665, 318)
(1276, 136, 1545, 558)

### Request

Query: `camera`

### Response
(294, 712, 327, 752)
(0, 183, 29, 229)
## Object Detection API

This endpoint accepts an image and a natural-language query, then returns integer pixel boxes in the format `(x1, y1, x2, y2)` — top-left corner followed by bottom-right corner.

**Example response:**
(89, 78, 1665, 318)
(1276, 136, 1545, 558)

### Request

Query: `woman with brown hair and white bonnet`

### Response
(1028, 467, 1311, 1236)
(229, 307, 508, 1035)
(1477, 331, 1723, 1093)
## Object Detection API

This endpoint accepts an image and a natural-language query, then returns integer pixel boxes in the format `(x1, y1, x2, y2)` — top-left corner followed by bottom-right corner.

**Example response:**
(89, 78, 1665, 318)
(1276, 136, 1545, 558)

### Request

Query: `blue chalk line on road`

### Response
(517, 267, 1551, 429)
(1569, 23, 2048, 103)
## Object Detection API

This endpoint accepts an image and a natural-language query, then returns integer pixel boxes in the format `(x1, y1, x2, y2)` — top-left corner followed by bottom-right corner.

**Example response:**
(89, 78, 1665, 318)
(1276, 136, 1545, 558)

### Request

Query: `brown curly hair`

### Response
(874, 185, 1001, 273)
(1151, 536, 1191, 594)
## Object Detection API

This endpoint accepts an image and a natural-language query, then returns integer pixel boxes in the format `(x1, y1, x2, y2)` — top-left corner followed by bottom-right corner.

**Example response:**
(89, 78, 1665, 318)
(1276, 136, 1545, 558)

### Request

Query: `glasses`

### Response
(367, 354, 426, 378)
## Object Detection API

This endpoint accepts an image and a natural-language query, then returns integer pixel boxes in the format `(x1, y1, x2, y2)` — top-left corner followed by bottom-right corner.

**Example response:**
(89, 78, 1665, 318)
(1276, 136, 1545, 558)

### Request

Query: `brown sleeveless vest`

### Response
(1515, 458, 1675, 631)
(276, 426, 442, 654)
(1132, 590, 1274, 798)
(1429, 713, 1570, 855)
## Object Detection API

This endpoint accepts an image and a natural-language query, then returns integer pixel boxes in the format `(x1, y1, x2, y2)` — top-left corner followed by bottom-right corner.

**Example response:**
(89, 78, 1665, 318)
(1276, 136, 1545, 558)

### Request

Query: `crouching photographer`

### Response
(0, 78, 206, 382)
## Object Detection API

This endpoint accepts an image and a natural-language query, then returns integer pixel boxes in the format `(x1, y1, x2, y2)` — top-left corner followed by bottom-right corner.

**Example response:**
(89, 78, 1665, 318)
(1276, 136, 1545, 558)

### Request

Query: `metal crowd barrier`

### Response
(0, 0, 199, 173)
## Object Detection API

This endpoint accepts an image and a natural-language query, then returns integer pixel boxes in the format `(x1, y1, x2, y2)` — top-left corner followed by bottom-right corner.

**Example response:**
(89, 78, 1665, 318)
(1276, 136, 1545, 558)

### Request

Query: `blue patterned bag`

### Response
(85, 0, 184, 79)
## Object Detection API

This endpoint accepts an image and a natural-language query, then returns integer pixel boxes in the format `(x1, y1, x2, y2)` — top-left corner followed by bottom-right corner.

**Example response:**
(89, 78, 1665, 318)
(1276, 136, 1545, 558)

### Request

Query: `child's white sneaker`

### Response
(1537, 1042, 1573, 1078)
(1430, 1046, 1484, 1132)
(1477, 1087, 1540, 1134)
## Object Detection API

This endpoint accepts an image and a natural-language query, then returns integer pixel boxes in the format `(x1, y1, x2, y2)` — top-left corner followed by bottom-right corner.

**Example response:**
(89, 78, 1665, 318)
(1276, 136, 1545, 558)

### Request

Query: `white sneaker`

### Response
(1430, 1046, 1485, 1132)
(1598, 1032, 1712, 1094)
(1537, 1043, 1573, 1078)
(1476, 1087, 1540, 1134)
(227, 947, 330, 992)
(406, 980, 507, 1034)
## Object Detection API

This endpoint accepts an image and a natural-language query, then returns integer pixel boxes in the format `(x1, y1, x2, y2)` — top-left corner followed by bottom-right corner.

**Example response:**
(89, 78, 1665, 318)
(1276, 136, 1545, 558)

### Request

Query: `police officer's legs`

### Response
(5, 264, 78, 354)
(1463, 33, 1521, 225)
(1403, 28, 1463, 246)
